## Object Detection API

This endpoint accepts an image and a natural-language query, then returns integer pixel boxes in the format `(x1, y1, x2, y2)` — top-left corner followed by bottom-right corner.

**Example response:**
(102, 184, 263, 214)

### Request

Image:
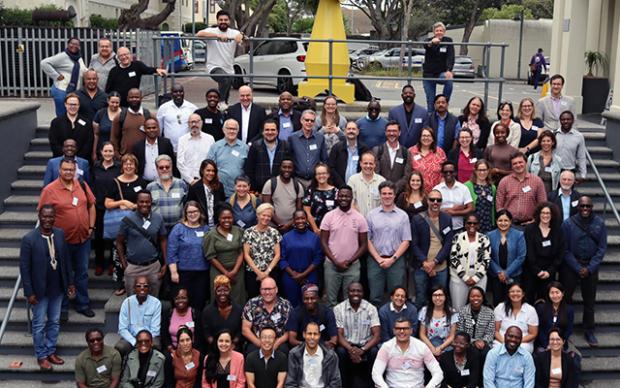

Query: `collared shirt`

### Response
(302, 345, 324, 388)
(387, 143, 399, 168)
(266, 140, 278, 169)
(118, 295, 162, 346)
(320, 207, 369, 265)
(333, 299, 380, 345)
(177, 131, 215, 183)
(146, 178, 188, 230)
(551, 94, 563, 118)
(367, 206, 412, 256)
(496, 173, 547, 223)
(206, 138, 249, 197)
(76, 88, 108, 121)
(278, 109, 294, 140)
(241, 103, 252, 143)
(242, 296, 293, 337)
(289, 131, 328, 179)
(435, 112, 447, 149)
(554, 127, 587, 179)
(372, 337, 443, 388)
(345, 144, 359, 184)
(559, 189, 573, 221)
(347, 172, 386, 217)
(117, 211, 166, 263)
(75, 345, 122, 388)
(143, 139, 159, 181)
(89, 53, 117, 90)
(434, 180, 473, 230)
(156, 99, 199, 151)
(493, 302, 539, 353)
(166, 222, 210, 271)
(483, 344, 535, 388)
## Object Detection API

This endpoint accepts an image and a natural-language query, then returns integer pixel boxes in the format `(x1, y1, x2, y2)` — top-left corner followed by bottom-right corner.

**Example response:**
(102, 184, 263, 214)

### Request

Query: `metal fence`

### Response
(0, 27, 158, 97)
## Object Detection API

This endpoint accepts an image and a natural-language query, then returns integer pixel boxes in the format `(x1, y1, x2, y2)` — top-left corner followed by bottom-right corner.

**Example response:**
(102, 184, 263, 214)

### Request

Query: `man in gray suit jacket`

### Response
(372, 121, 408, 192)
(537, 74, 576, 131)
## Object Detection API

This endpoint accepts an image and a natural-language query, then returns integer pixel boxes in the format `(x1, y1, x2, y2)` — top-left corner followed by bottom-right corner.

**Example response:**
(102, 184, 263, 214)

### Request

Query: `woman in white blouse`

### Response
(494, 282, 539, 353)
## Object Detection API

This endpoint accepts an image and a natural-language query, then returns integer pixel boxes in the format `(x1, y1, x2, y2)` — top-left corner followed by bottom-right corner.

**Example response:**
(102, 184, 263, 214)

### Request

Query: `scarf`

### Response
(64, 48, 81, 93)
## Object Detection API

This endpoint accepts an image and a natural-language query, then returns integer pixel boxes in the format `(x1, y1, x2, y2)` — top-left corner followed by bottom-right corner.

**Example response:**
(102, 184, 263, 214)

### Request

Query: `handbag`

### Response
(103, 179, 133, 240)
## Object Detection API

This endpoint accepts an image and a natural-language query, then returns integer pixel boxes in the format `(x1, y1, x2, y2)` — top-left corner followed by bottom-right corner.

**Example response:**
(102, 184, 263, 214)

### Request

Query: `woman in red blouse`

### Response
(407, 127, 447, 193)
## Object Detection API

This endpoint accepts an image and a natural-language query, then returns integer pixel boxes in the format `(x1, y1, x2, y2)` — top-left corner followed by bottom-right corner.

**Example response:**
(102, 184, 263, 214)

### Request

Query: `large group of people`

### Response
(21, 13, 602, 388)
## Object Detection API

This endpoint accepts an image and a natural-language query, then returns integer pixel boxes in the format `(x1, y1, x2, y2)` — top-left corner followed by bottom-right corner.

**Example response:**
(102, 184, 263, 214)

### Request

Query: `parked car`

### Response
(453, 55, 476, 78)
(233, 38, 307, 94)
(190, 40, 206, 64)
(527, 56, 550, 85)
(364, 47, 424, 70)
(350, 47, 380, 66)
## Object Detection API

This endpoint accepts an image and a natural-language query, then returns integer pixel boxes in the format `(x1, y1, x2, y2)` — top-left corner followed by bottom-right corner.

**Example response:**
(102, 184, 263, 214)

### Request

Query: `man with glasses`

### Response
(132, 117, 176, 183)
(372, 121, 408, 188)
(433, 160, 473, 232)
(177, 113, 215, 184)
(372, 317, 443, 388)
(289, 109, 328, 188)
(147, 155, 188, 232)
(115, 276, 162, 357)
(356, 100, 388, 149)
(156, 84, 198, 152)
(560, 196, 607, 347)
(410, 189, 454, 309)
(242, 277, 293, 354)
(75, 328, 122, 388)
(206, 118, 249, 197)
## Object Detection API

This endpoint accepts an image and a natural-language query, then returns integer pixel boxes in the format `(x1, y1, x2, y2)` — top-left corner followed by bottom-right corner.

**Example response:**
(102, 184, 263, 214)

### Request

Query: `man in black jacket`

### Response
(329, 121, 369, 188)
(132, 118, 176, 182)
(428, 94, 459, 152)
(268, 91, 302, 140)
(244, 119, 290, 192)
(547, 170, 581, 221)
(422, 22, 455, 113)
(226, 85, 267, 144)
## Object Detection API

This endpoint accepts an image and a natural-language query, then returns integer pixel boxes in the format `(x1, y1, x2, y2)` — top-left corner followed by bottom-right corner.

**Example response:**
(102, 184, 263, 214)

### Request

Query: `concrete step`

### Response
(10, 180, 43, 194)
(0, 381, 75, 388)
(0, 354, 77, 378)
(17, 165, 46, 177)
(0, 288, 113, 304)
(0, 331, 119, 356)
(0, 212, 37, 226)
(0, 307, 105, 326)
(0, 267, 117, 290)
(23, 152, 52, 166)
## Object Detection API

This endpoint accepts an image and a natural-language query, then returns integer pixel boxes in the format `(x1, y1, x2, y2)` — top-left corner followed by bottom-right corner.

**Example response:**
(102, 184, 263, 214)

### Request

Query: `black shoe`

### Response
(585, 331, 599, 347)
(60, 311, 69, 323)
(76, 308, 95, 318)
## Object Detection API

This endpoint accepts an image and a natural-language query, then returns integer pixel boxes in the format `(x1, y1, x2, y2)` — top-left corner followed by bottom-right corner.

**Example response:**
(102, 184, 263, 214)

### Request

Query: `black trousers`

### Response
(175, 270, 210, 312)
(336, 345, 377, 388)
(561, 266, 598, 331)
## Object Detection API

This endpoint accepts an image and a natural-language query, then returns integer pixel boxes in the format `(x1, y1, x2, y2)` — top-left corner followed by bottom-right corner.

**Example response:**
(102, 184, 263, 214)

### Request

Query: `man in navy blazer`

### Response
(226, 85, 267, 144)
(388, 85, 429, 148)
(132, 118, 177, 181)
(43, 138, 90, 186)
(410, 189, 454, 309)
(20, 205, 75, 370)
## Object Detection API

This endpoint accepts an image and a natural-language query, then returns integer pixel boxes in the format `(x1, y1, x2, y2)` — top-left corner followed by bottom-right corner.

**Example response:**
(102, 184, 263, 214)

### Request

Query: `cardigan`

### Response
(449, 231, 491, 283)
(534, 350, 578, 388)
(202, 351, 245, 388)
(456, 304, 496, 346)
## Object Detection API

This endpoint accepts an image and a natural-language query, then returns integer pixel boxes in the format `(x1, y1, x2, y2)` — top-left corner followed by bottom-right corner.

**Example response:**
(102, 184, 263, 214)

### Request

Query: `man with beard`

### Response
(132, 118, 176, 183)
(328, 121, 369, 188)
(356, 100, 388, 149)
(372, 121, 408, 188)
(197, 10, 244, 106)
(111, 88, 153, 156)
(483, 326, 535, 387)
(269, 91, 302, 140)
(261, 158, 304, 234)
(147, 155, 188, 232)
(286, 283, 338, 349)
(194, 88, 225, 141)
(428, 94, 460, 152)
(547, 170, 581, 221)
(89, 37, 117, 90)
(75, 328, 122, 388)
(388, 85, 429, 148)
(245, 119, 290, 192)
(157, 84, 198, 152)
(177, 113, 215, 183)
(76, 69, 108, 121)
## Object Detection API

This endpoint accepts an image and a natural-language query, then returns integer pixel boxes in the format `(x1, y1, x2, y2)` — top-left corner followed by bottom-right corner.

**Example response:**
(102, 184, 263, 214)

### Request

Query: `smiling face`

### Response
(498, 104, 512, 121)
(136, 193, 152, 216)
(420, 129, 434, 148)
(156, 159, 172, 180)
(434, 96, 448, 114)
(215, 285, 231, 305)
(409, 173, 422, 191)
(223, 120, 239, 141)
(217, 332, 232, 353)
(174, 289, 189, 311)
(452, 334, 469, 355)
(59, 161, 76, 182)
(539, 206, 552, 225)
(441, 163, 456, 184)
(315, 165, 329, 185)
(144, 119, 160, 139)
(391, 288, 406, 309)
(39, 207, 55, 231)
(206, 91, 220, 108)
(427, 191, 442, 211)
(468, 98, 482, 116)
(189, 113, 202, 135)
(493, 125, 508, 144)
(260, 278, 277, 304)
(303, 322, 321, 349)
(279, 92, 293, 111)
(218, 210, 233, 229)
(431, 288, 446, 308)
(280, 160, 294, 180)
(136, 332, 153, 354)
(393, 321, 412, 343)
(549, 331, 564, 352)
(510, 155, 526, 174)
(560, 112, 574, 132)
(67, 38, 80, 54)
(257, 208, 273, 226)
(262, 122, 278, 143)
(217, 14, 230, 31)
(293, 210, 308, 231)
(171, 85, 184, 105)
(122, 159, 137, 176)
(345, 122, 359, 141)
(117, 47, 132, 67)
(496, 213, 512, 232)
(98, 39, 112, 58)
(465, 214, 480, 235)
(186, 205, 201, 224)
(458, 130, 472, 148)
(239, 86, 252, 107)
(134, 276, 150, 300)
(87, 331, 104, 354)
(63, 139, 77, 157)
(385, 124, 400, 143)
(347, 282, 363, 305)
(65, 96, 79, 116)
(468, 288, 484, 310)
(83, 70, 98, 91)
(559, 171, 575, 191)
(520, 99, 534, 118)
(235, 180, 250, 197)
(508, 284, 525, 305)
(380, 185, 395, 207)
(108, 95, 120, 111)
(360, 153, 376, 175)
(259, 328, 276, 353)
(475, 162, 489, 182)
(202, 163, 216, 184)
(578, 196, 593, 218)
(401, 86, 415, 105)
(550, 77, 564, 96)
(178, 332, 193, 354)
(549, 286, 563, 305)
(337, 188, 353, 209)
(540, 135, 554, 152)
(504, 326, 523, 352)
(324, 97, 337, 114)
(367, 101, 381, 120)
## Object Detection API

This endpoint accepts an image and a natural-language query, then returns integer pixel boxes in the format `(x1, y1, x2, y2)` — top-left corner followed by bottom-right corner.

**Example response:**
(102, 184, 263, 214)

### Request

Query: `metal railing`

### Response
(586, 148, 620, 225)
(0, 274, 22, 344)
(153, 35, 508, 108)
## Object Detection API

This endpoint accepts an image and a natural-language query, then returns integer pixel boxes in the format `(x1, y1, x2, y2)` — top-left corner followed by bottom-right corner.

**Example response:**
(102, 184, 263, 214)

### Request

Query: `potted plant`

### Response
(582, 51, 610, 114)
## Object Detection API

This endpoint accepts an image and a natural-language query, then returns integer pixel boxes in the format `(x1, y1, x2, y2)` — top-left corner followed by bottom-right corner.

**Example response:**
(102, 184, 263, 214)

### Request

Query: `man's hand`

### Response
(155, 68, 168, 77)
(445, 71, 454, 80)
(335, 261, 350, 272)
(67, 285, 77, 299)
(422, 259, 436, 274)
(474, 340, 486, 350)
(57, 75, 65, 81)
(234, 33, 244, 44)
(431, 37, 441, 45)
(27, 295, 38, 305)
(498, 271, 507, 283)
(579, 267, 590, 278)
(465, 278, 476, 286)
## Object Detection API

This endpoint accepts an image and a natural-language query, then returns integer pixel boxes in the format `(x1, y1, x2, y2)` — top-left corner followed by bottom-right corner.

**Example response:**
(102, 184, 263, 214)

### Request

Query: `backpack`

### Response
(270, 176, 304, 197)
(118, 107, 151, 129)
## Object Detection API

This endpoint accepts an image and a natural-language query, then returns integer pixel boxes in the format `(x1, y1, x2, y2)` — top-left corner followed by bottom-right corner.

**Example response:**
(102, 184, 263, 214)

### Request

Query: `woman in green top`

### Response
(464, 159, 496, 233)
(203, 204, 245, 305)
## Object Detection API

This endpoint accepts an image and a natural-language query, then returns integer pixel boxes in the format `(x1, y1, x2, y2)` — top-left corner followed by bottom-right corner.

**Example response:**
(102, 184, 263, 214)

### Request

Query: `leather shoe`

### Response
(585, 331, 599, 347)
(47, 354, 64, 365)
(76, 308, 95, 318)
(60, 311, 68, 323)
(37, 358, 53, 371)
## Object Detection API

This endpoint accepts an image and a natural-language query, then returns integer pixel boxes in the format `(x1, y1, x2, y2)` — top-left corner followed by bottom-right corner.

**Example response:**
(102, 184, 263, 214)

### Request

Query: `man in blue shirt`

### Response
(483, 326, 535, 388)
(288, 109, 328, 187)
(547, 170, 581, 221)
(428, 94, 460, 152)
(206, 118, 249, 196)
(356, 100, 388, 149)
(43, 139, 90, 186)
(560, 195, 607, 347)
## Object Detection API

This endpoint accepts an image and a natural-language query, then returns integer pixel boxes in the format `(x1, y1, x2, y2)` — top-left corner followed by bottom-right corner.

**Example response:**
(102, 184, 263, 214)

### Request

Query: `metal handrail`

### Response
(0, 274, 22, 344)
(585, 148, 620, 225)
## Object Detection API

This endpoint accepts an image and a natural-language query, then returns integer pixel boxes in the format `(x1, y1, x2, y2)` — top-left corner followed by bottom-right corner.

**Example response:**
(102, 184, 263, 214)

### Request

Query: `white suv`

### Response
(233, 38, 308, 94)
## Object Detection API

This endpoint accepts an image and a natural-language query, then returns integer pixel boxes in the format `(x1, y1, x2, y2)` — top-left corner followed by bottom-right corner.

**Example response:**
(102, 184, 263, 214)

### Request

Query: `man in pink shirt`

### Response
(320, 186, 369, 307)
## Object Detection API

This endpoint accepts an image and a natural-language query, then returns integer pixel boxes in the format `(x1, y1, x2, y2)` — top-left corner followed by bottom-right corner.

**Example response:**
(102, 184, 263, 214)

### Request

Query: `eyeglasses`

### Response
(428, 198, 442, 203)
(579, 204, 593, 208)
(394, 327, 411, 331)
(88, 337, 104, 343)
(157, 165, 171, 170)
(303, 118, 315, 123)
(135, 284, 150, 289)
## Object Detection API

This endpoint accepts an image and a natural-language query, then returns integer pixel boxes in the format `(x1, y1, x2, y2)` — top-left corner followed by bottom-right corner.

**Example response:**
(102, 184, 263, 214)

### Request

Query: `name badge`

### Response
(571, 200, 578, 207)
(413, 154, 422, 161)
(414, 201, 423, 209)
(78, 119, 86, 126)
(522, 185, 531, 193)
(461, 369, 470, 376)
(128, 71, 137, 78)
(147, 370, 157, 377)
(96, 365, 107, 373)
(195, 231, 204, 237)
(352, 155, 359, 161)
(226, 233, 233, 241)
(440, 47, 447, 53)
(204, 118, 213, 124)
(551, 367, 562, 375)
(171, 192, 181, 199)
(133, 185, 142, 192)
(185, 362, 195, 370)
(186, 321, 195, 328)
(442, 226, 451, 234)
(142, 220, 151, 229)
(237, 220, 246, 227)
(72, 197, 79, 206)
(231, 150, 240, 157)
(486, 195, 493, 202)
(514, 367, 524, 374)
(326, 200, 335, 207)
(227, 375, 237, 382)
(309, 144, 318, 151)
(77, 168, 84, 176)
(319, 324, 326, 332)
(470, 158, 477, 164)
(542, 240, 551, 247)
(395, 157, 404, 164)
(139, 125, 145, 132)
(414, 118, 422, 124)
(544, 166, 553, 173)
(362, 319, 371, 325)
(561, 101, 567, 106)
(402, 360, 413, 370)
(283, 122, 291, 128)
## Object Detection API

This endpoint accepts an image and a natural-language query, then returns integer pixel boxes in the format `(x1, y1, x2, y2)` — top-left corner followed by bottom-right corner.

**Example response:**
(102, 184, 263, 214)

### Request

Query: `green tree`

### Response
(481, 4, 534, 20)
(292, 17, 314, 33)
(90, 14, 118, 29)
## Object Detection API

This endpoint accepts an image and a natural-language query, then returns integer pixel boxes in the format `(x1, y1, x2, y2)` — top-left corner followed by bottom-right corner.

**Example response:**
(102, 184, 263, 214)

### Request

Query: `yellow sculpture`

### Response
(298, 0, 355, 103)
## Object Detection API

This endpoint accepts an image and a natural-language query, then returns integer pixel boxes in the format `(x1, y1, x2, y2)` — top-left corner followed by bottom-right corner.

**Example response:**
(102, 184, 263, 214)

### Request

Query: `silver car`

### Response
(365, 47, 424, 70)
(453, 56, 475, 78)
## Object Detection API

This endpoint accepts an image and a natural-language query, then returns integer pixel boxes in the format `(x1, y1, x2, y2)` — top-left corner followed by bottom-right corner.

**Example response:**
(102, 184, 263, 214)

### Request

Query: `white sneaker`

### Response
(218, 102, 228, 111)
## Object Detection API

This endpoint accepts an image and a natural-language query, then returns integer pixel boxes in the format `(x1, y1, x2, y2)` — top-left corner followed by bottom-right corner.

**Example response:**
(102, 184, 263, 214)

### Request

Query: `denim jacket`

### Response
(486, 227, 526, 278)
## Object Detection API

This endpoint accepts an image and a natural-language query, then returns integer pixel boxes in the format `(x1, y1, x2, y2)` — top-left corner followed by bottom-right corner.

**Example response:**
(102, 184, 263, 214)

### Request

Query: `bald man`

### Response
(268, 91, 302, 140)
(226, 85, 267, 144)
(76, 69, 107, 120)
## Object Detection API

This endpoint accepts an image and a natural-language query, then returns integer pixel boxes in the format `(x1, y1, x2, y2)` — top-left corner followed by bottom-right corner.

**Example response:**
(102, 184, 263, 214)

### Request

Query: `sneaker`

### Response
(585, 331, 599, 347)
(76, 308, 95, 318)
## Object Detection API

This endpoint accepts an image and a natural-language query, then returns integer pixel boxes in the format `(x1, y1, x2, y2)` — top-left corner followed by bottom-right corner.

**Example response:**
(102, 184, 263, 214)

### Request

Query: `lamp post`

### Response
(515, 10, 525, 80)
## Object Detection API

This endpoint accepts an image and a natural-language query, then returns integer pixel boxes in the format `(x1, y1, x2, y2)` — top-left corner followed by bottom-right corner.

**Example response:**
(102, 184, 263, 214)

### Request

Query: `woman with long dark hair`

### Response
(202, 330, 245, 388)
(494, 282, 539, 353)
(406, 127, 446, 193)
(92, 91, 121, 159)
(395, 170, 427, 219)
(458, 96, 491, 150)
(536, 281, 575, 351)
(419, 285, 458, 356)
(164, 326, 204, 388)
(187, 159, 226, 228)
(447, 128, 483, 183)
(489, 101, 521, 148)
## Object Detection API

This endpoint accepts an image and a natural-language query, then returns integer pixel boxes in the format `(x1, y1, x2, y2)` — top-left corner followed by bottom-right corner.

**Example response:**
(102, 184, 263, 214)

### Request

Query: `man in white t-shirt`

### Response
(197, 10, 244, 105)
(433, 160, 473, 232)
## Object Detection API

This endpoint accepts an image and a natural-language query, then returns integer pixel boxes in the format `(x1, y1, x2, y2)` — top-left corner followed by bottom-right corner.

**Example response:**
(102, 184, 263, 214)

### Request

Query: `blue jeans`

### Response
(64, 240, 91, 311)
(31, 293, 63, 359)
(50, 85, 67, 117)
(414, 267, 448, 309)
(423, 72, 454, 113)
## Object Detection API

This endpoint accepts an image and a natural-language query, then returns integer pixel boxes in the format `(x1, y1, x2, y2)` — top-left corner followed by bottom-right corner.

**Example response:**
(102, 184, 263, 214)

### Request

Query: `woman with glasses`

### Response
(483, 123, 518, 184)
(494, 282, 539, 353)
(303, 163, 338, 234)
(104, 153, 148, 296)
(201, 275, 244, 351)
(187, 159, 226, 228)
(534, 328, 578, 388)
(419, 285, 458, 356)
(489, 101, 521, 148)
(448, 128, 483, 183)
(527, 130, 563, 193)
(161, 288, 202, 354)
(464, 159, 496, 233)
(121, 330, 165, 388)
(449, 213, 491, 310)
(406, 127, 447, 193)
(93, 91, 121, 159)
(167, 201, 211, 311)
(516, 97, 545, 155)
(458, 96, 492, 150)
(396, 170, 427, 219)
(164, 326, 205, 388)
(48, 93, 94, 161)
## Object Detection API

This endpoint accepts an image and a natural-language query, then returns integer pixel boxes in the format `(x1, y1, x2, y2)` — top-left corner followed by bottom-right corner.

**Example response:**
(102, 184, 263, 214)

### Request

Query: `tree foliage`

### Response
(0, 4, 73, 26)
(481, 4, 534, 20)
(90, 14, 118, 29)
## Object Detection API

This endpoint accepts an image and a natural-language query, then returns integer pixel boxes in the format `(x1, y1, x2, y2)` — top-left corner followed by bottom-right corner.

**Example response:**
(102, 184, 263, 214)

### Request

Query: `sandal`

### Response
(114, 288, 126, 296)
